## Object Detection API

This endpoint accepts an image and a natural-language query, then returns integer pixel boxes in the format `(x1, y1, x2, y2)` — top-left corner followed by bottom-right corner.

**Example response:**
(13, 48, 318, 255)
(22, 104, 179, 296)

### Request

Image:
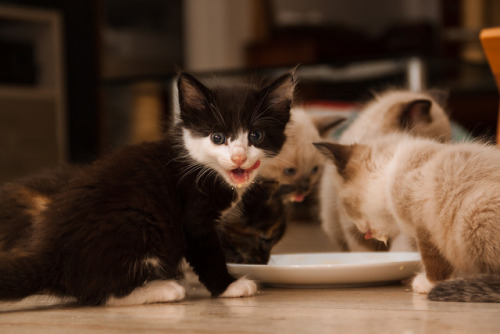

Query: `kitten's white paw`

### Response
(107, 280, 186, 306)
(219, 278, 257, 298)
(412, 272, 435, 294)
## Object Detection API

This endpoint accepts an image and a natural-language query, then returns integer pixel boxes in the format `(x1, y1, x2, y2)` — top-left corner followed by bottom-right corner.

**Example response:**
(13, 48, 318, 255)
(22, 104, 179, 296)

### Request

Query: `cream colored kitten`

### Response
(259, 107, 344, 203)
(315, 134, 500, 302)
(320, 90, 452, 251)
(339, 90, 451, 144)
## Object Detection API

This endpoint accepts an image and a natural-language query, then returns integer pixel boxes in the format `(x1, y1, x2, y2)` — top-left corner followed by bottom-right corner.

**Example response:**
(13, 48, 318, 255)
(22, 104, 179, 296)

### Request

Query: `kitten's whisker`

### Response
(252, 95, 289, 122)
(209, 101, 226, 127)
(260, 160, 285, 184)
(251, 92, 268, 124)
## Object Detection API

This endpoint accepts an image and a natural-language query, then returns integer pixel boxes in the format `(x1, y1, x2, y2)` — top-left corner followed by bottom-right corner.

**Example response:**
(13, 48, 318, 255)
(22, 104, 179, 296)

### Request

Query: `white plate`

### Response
(227, 252, 421, 287)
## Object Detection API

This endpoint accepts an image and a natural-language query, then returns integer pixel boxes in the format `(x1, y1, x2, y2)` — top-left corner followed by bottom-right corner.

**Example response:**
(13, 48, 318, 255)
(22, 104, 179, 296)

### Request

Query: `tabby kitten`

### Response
(217, 108, 343, 264)
(0, 71, 295, 306)
(319, 90, 452, 252)
(216, 178, 286, 264)
(315, 134, 500, 302)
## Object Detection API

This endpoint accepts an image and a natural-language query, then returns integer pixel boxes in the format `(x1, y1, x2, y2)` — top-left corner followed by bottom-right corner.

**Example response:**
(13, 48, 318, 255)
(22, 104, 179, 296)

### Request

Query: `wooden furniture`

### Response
(480, 27, 500, 144)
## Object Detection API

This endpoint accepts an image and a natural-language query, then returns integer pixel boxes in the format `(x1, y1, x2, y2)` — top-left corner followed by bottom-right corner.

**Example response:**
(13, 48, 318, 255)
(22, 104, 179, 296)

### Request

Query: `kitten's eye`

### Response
(210, 132, 226, 145)
(311, 166, 319, 174)
(248, 130, 264, 144)
(283, 168, 296, 176)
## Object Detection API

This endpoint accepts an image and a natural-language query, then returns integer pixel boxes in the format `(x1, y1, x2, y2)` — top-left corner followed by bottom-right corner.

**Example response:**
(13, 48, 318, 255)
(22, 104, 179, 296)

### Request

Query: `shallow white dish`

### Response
(227, 252, 421, 287)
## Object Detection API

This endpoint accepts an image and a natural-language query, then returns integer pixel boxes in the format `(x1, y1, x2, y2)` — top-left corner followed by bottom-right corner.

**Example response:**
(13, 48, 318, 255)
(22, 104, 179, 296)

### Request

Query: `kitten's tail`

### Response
(0, 254, 48, 301)
(428, 274, 500, 303)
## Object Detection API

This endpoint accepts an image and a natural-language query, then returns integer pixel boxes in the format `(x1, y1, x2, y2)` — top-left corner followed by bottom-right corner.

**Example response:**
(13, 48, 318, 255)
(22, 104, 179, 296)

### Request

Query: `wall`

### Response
(183, 0, 254, 71)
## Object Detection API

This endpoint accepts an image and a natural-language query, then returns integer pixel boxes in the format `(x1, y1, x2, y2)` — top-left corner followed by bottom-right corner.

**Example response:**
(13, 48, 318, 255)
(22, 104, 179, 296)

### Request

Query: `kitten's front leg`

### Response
(219, 277, 257, 298)
(184, 217, 257, 298)
(414, 227, 453, 294)
(106, 280, 186, 306)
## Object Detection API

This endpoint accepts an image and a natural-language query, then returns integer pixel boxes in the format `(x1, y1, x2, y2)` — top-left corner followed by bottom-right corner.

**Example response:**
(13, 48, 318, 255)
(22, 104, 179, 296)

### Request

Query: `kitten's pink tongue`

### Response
(229, 160, 261, 186)
(364, 231, 373, 240)
(291, 194, 305, 202)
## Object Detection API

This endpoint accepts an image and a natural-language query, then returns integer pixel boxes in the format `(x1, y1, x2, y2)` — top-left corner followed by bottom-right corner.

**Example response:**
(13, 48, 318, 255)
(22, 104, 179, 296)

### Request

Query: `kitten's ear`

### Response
(399, 99, 432, 130)
(261, 70, 296, 112)
(311, 115, 346, 138)
(177, 72, 211, 113)
(313, 142, 355, 178)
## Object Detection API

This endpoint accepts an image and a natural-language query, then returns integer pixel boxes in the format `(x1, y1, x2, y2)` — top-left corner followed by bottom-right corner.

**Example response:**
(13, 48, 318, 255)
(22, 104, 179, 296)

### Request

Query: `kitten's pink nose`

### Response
(231, 154, 247, 166)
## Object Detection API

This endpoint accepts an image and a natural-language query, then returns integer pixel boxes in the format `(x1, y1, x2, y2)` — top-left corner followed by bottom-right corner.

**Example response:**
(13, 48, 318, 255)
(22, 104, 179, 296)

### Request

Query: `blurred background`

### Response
(0, 0, 499, 182)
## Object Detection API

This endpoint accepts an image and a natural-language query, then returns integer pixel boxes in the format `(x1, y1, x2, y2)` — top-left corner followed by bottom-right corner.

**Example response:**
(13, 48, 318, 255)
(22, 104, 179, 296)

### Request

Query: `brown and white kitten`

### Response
(315, 134, 500, 303)
(319, 90, 452, 252)
(216, 108, 343, 264)
(0, 71, 295, 306)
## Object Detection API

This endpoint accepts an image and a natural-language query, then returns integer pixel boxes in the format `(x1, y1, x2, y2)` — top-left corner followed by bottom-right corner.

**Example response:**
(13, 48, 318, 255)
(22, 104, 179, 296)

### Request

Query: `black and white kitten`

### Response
(0, 71, 295, 306)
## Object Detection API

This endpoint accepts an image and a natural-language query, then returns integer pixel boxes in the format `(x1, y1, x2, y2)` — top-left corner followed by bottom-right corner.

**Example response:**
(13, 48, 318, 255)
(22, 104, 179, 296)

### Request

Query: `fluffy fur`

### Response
(216, 108, 343, 264)
(0, 71, 295, 306)
(319, 90, 452, 251)
(315, 134, 500, 302)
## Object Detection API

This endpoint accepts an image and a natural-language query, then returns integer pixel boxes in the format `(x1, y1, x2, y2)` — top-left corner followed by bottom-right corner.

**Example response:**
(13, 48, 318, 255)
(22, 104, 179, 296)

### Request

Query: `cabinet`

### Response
(0, 4, 65, 182)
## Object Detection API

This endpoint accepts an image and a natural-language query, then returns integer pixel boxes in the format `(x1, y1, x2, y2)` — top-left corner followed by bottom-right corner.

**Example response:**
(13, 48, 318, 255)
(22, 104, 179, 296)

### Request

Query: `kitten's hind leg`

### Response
(414, 227, 453, 293)
(220, 277, 257, 298)
(106, 280, 185, 306)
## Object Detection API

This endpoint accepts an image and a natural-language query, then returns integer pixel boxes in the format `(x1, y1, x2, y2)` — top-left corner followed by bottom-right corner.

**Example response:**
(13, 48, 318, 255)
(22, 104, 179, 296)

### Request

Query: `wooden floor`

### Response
(1, 222, 499, 333)
(1, 283, 500, 333)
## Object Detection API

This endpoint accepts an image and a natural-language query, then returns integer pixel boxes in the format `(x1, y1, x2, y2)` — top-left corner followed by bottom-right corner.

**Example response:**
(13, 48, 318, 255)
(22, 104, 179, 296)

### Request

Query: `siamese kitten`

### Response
(259, 107, 345, 203)
(315, 134, 500, 303)
(217, 108, 343, 264)
(0, 71, 295, 306)
(319, 90, 452, 251)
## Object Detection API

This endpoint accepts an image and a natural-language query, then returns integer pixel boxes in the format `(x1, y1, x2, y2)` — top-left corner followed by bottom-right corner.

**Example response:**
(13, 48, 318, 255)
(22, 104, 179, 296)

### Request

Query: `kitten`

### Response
(315, 134, 500, 302)
(259, 107, 345, 203)
(217, 108, 343, 264)
(339, 90, 451, 144)
(319, 90, 452, 251)
(216, 178, 286, 264)
(0, 71, 295, 306)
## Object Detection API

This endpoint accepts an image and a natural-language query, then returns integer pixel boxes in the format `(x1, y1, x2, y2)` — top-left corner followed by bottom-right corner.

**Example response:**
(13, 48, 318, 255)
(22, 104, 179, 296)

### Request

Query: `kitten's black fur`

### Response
(0, 71, 294, 305)
(216, 178, 286, 264)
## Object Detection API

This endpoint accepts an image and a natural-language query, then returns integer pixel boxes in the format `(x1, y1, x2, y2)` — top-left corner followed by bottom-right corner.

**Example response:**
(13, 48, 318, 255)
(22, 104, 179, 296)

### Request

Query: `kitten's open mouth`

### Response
(279, 185, 307, 203)
(228, 160, 261, 186)
(364, 229, 389, 246)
